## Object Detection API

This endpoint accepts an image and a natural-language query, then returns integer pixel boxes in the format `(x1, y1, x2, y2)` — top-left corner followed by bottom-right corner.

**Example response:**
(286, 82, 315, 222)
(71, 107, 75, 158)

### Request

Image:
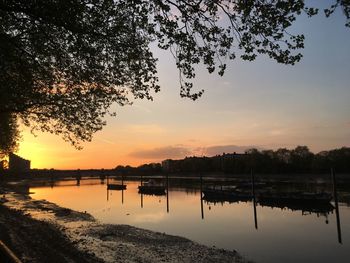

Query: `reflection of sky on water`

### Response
(31, 179, 350, 263)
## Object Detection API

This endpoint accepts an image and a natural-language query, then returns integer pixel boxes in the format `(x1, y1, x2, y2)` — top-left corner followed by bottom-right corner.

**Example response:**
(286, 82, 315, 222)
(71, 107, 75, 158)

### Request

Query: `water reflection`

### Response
(104, 176, 343, 244)
(200, 172, 342, 243)
(332, 168, 342, 244)
(106, 175, 126, 204)
(30, 178, 350, 263)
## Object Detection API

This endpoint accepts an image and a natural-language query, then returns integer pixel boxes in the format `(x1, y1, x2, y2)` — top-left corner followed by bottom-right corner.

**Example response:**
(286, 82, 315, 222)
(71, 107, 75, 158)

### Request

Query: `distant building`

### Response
(9, 153, 31, 172)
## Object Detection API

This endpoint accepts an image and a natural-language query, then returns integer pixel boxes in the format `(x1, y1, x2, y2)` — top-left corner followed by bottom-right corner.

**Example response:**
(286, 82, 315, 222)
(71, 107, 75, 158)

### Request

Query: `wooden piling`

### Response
(332, 168, 342, 244)
(166, 173, 169, 213)
(121, 174, 124, 204)
(140, 174, 143, 208)
(200, 174, 204, 219)
(251, 169, 258, 230)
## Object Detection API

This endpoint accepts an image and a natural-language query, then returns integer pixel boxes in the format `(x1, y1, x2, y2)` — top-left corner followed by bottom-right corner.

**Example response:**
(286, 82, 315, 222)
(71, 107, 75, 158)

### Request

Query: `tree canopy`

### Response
(0, 0, 349, 152)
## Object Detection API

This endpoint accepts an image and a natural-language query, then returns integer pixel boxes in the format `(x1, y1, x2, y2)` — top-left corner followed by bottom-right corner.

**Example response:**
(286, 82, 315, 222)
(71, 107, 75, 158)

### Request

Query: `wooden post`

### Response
(200, 174, 204, 219)
(140, 174, 143, 208)
(121, 189, 124, 204)
(141, 193, 143, 208)
(251, 169, 258, 230)
(332, 168, 342, 244)
(121, 174, 124, 204)
(166, 173, 169, 213)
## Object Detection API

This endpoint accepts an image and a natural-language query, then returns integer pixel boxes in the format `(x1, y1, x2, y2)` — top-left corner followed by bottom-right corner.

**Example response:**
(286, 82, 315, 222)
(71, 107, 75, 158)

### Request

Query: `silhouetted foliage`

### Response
(1, 1, 349, 150)
(115, 163, 162, 176)
(0, 113, 20, 156)
(162, 146, 350, 174)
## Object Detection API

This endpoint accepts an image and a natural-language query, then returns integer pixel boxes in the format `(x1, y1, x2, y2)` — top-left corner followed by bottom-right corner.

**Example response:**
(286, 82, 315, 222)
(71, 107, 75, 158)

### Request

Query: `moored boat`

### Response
(202, 188, 252, 203)
(107, 184, 126, 190)
(138, 185, 166, 195)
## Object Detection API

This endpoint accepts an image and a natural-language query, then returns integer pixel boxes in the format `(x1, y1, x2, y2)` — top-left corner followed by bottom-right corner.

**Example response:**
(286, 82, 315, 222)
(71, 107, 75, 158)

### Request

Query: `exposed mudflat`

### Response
(0, 187, 251, 263)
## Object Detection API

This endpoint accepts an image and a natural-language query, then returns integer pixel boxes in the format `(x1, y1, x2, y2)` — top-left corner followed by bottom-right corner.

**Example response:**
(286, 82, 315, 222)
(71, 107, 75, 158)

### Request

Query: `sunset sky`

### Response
(18, 6, 350, 169)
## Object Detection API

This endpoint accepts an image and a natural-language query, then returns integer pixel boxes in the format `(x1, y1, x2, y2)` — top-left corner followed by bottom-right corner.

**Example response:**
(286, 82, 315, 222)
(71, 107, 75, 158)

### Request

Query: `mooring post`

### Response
(251, 169, 258, 230)
(121, 174, 124, 204)
(166, 172, 169, 213)
(76, 169, 81, 186)
(141, 193, 143, 208)
(121, 189, 124, 204)
(200, 174, 204, 219)
(140, 174, 143, 208)
(332, 168, 342, 244)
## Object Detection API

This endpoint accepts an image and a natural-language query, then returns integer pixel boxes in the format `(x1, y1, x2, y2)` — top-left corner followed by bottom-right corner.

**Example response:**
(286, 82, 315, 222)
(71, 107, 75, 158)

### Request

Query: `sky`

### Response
(18, 4, 350, 169)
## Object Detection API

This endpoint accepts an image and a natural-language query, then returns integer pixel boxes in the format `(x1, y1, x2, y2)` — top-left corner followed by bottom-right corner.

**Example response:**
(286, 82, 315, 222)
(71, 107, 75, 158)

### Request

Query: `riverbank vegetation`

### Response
(115, 146, 350, 175)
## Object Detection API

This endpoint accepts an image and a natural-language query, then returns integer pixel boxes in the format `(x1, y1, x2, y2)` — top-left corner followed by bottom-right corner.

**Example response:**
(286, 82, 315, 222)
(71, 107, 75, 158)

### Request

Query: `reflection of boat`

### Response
(257, 192, 334, 214)
(258, 199, 334, 214)
(107, 184, 126, 190)
(138, 180, 166, 196)
(138, 185, 166, 196)
(203, 187, 334, 214)
(258, 192, 333, 204)
(202, 189, 251, 203)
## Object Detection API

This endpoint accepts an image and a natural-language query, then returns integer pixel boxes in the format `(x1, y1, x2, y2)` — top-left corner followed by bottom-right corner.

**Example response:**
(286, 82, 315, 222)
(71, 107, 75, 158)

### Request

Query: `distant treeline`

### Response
(115, 146, 350, 175)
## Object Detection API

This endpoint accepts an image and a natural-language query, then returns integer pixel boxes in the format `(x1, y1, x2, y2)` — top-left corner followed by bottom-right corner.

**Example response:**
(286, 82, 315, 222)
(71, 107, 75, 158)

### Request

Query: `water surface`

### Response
(30, 179, 350, 263)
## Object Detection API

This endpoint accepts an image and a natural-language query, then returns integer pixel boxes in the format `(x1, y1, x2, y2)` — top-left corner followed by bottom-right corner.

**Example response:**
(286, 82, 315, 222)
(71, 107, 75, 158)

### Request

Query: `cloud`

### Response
(269, 129, 284, 136)
(126, 124, 165, 134)
(202, 145, 261, 156)
(96, 138, 116, 145)
(129, 146, 192, 159)
(129, 144, 263, 160)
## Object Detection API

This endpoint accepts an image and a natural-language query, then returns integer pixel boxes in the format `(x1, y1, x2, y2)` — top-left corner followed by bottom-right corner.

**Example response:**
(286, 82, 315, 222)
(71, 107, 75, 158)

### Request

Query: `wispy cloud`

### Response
(126, 124, 165, 134)
(269, 129, 284, 136)
(129, 144, 263, 160)
(96, 138, 116, 145)
(129, 146, 192, 159)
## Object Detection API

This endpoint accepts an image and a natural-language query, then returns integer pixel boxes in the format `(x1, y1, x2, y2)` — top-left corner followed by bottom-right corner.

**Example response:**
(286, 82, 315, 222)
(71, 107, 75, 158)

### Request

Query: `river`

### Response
(29, 178, 350, 263)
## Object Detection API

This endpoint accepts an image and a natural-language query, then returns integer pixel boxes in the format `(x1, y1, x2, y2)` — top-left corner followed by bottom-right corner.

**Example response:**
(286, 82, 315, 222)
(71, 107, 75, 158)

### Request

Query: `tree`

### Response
(0, 113, 20, 156)
(1, 0, 349, 151)
(290, 146, 314, 172)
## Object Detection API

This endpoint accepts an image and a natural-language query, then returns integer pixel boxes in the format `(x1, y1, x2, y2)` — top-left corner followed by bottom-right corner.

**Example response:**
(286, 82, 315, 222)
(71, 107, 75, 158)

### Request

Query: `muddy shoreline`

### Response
(0, 187, 250, 263)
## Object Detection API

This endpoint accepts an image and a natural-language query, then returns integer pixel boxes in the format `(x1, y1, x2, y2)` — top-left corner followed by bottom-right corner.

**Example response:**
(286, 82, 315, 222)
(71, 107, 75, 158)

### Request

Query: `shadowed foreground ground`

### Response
(0, 204, 100, 262)
(0, 187, 250, 263)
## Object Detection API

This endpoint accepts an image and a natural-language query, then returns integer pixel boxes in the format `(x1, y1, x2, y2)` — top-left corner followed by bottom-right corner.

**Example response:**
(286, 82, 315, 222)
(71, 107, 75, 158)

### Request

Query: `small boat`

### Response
(138, 185, 166, 196)
(107, 184, 126, 190)
(138, 180, 166, 196)
(202, 188, 252, 203)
